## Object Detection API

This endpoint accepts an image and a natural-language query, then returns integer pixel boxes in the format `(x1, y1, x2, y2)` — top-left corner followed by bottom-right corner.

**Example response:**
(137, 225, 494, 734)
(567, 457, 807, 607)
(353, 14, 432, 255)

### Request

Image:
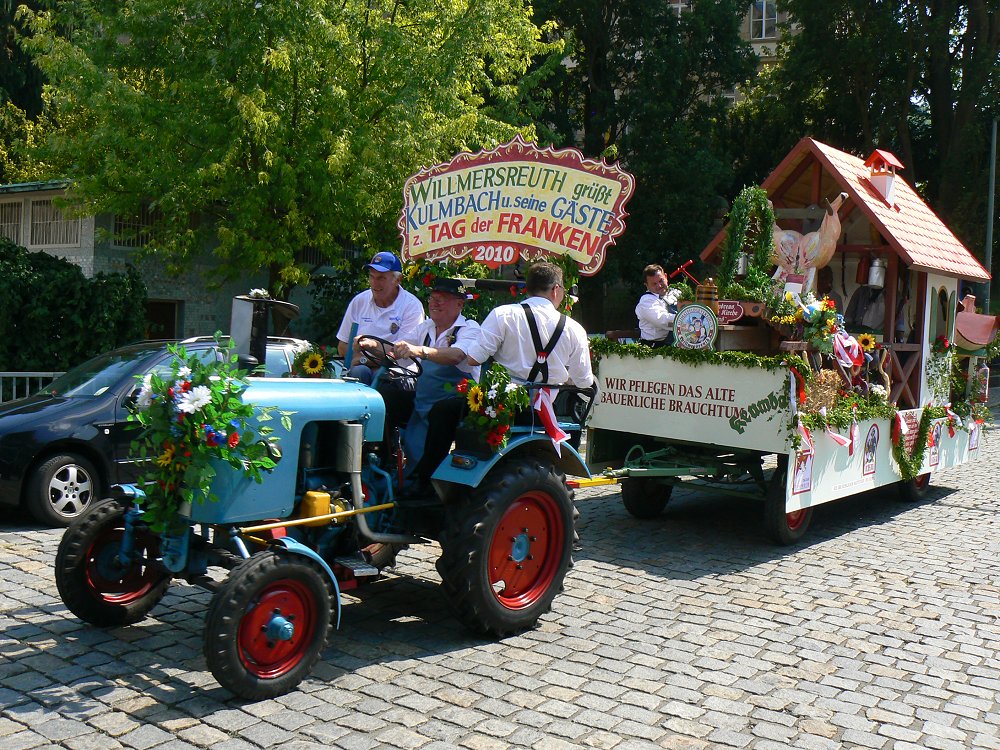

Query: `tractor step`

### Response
(334, 556, 380, 577)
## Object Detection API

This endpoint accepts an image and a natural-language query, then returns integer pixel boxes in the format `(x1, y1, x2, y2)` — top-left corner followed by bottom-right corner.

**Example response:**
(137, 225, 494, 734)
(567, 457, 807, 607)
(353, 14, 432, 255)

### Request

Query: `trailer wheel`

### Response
(55, 499, 170, 627)
(204, 551, 331, 699)
(897, 473, 932, 502)
(436, 459, 576, 637)
(763, 460, 811, 545)
(620, 478, 673, 519)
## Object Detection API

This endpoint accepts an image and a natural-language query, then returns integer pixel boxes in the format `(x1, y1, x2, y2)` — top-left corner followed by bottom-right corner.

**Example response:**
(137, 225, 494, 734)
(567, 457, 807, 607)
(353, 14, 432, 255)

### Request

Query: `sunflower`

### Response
(857, 332, 877, 351)
(303, 352, 325, 375)
(467, 385, 484, 413)
(156, 443, 176, 467)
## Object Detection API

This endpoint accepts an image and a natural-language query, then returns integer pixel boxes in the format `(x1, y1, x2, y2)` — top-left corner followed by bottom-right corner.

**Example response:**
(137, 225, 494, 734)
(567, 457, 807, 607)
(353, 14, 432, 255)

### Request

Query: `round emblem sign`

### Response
(674, 303, 718, 350)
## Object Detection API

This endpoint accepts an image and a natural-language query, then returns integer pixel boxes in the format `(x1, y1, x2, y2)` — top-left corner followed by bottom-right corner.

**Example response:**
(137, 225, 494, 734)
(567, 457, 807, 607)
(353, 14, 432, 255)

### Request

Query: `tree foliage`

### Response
(0, 238, 147, 370)
(19, 0, 557, 293)
(531, 0, 755, 327)
(727, 0, 1000, 253)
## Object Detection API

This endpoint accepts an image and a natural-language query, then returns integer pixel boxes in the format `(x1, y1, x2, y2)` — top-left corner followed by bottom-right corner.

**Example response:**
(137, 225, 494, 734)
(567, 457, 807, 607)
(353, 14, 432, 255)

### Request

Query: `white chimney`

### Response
(864, 149, 904, 206)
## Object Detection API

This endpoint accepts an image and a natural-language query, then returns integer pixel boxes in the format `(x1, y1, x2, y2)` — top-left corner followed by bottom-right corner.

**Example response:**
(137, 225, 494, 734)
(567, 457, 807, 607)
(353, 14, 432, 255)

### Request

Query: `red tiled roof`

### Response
(806, 139, 989, 281)
(701, 137, 990, 282)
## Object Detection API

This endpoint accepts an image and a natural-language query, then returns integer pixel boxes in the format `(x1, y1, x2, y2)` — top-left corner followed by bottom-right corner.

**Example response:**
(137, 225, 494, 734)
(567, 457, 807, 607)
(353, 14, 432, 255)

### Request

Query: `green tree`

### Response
(20, 0, 556, 293)
(1, 1, 55, 183)
(728, 1, 1000, 252)
(532, 0, 755, 328)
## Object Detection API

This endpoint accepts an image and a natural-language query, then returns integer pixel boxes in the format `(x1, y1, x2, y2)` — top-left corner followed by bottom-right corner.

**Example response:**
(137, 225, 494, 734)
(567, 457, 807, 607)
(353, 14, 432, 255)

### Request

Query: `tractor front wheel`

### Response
(436, 459, 577, 637)
(204, 552, 331, 699)
(55, 499, 170, 626)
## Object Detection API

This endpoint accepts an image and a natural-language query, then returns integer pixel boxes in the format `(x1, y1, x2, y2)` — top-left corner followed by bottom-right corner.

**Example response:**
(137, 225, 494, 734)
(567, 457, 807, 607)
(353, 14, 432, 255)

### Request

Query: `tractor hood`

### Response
(241, 377, 387, 442)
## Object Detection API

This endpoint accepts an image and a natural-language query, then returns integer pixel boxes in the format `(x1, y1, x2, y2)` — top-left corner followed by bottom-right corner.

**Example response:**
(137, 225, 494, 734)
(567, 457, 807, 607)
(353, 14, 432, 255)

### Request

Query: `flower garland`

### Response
(129, 337, 290, 532)
(890, 406, 947, 481)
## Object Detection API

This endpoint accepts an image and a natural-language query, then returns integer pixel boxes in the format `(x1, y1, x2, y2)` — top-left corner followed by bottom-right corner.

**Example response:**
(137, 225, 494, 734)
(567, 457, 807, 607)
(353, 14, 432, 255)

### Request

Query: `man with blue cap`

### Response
(337, 251, 424, 384)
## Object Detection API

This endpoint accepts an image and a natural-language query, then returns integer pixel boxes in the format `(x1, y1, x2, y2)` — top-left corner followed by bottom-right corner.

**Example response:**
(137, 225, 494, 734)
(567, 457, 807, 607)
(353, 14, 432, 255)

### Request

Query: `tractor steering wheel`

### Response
(357, 335, 423, 379)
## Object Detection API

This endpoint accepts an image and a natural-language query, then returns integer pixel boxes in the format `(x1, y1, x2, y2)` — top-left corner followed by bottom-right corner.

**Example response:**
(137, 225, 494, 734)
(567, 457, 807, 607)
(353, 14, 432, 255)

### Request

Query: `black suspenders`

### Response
(522, 303, 566, 383)
(423, 326, 462, 348)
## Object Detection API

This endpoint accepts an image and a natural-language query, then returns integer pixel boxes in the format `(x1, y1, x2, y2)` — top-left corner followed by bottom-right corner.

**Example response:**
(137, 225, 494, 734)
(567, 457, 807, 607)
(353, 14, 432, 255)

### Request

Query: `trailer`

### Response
(580, 347, 987, 544)
(576, 138, 995, 544)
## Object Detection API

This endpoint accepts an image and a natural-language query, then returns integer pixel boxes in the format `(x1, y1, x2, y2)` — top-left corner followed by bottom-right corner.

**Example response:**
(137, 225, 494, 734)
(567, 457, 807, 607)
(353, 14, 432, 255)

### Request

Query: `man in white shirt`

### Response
(635, 263, 680, 348)
(466, 262, 594, 388)
(337, 251, 425, 384)
(412, 262, 592, 492)
(382, 278, 481, 477)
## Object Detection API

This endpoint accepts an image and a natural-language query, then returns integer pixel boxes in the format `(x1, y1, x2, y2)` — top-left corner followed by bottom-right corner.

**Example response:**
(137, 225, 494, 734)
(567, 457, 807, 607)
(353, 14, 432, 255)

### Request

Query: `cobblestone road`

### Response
(2, 425, 999, 750)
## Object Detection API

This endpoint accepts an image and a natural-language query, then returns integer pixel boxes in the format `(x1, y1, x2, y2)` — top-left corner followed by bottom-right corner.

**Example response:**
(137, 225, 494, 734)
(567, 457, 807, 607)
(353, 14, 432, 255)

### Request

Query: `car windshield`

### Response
(40, 346, 164, 398)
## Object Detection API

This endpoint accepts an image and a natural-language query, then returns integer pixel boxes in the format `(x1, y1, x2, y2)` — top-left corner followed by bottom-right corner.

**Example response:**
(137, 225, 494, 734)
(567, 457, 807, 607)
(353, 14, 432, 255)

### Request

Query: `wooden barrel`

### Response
(695, 278, 719, 314)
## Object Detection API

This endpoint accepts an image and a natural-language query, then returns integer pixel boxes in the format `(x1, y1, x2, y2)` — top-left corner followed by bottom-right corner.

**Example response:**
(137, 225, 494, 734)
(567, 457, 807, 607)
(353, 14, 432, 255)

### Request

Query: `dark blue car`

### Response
(0, 337, 304, 526)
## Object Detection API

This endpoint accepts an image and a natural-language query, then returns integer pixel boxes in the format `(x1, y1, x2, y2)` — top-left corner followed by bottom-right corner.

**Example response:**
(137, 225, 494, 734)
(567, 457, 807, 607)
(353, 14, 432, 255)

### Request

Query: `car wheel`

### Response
(26, 453, 100, 527)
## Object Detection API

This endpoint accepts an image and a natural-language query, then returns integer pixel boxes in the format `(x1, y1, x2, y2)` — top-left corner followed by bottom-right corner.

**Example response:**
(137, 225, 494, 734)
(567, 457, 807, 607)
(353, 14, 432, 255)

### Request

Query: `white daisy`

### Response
(176, 385, 213, 414)
(177, 366, 192, 379)
(487, 387, 499, 400)
(135, 374, 154, 410)
(485, 407, 497, 419)
(505, 383, 519, 393)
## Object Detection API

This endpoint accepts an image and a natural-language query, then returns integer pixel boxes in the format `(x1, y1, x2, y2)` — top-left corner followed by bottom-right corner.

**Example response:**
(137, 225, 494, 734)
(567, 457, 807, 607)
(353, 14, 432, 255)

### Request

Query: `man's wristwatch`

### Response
(359, 355, 368, 365)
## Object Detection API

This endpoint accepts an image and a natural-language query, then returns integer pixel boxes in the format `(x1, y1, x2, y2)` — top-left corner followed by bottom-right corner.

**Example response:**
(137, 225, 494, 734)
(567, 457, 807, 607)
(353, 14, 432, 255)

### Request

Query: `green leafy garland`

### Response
(717, 185, 776, 302)
(590, 336, 810, 381)
(890, 406, 947, 481)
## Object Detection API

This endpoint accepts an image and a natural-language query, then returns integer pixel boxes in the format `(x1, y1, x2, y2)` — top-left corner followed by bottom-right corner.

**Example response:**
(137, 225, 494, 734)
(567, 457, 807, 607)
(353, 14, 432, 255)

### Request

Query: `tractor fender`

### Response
(431, 434, 590, 490)
(270, 537, 342, 629)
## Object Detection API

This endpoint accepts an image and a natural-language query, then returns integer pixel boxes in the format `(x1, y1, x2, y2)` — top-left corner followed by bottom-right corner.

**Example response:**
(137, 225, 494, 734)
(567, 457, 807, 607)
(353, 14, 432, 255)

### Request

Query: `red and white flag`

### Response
(533, 388, 569, 457)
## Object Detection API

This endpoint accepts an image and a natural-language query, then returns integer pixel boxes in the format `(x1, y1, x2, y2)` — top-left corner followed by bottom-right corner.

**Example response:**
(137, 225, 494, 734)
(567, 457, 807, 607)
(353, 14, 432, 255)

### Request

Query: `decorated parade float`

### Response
(585, 137, 995, 543)
(53, 134, 994, 700)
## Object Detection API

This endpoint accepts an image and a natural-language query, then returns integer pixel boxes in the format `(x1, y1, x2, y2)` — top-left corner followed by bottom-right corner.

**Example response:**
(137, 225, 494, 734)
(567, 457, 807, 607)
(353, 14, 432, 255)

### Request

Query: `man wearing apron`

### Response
(390, 278, 480, 483)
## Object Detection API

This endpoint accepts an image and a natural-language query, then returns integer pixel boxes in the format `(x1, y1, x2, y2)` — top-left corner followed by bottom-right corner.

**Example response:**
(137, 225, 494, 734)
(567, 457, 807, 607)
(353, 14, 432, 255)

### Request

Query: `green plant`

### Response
(0, 238, 147, 370)
(128, 336, 291, 532)
(454, 363, 530, 451)
(717, 185, 775, 301)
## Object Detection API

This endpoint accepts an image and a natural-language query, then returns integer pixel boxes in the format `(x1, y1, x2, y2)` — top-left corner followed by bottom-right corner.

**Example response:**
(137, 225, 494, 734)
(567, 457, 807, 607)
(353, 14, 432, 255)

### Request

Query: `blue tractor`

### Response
(54, 296, 595, 698)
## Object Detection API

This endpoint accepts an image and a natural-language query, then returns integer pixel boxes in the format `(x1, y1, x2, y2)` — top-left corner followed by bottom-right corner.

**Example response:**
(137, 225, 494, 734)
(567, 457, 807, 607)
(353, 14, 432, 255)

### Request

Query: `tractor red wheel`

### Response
(437, 459, 577, 636)
(204, 552, 331, 699)
(486, 490, 564, 610)
(56, 499, 170, 626)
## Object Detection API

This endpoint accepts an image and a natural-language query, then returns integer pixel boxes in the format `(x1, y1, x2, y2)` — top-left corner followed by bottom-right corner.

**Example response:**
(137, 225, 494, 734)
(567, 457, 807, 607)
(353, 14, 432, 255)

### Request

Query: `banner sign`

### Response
(590, 354, 791, 454)
(398, 135, 634, 276)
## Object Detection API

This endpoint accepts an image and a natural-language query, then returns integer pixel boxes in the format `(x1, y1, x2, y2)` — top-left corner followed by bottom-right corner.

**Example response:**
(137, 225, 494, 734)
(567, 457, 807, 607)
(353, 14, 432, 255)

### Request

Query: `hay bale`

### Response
(804, 368, 842, 413)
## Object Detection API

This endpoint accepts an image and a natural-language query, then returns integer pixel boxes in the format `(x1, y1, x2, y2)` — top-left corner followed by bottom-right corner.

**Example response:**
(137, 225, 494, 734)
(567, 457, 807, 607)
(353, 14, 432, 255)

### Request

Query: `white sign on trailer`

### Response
(590, 354, 792, 454)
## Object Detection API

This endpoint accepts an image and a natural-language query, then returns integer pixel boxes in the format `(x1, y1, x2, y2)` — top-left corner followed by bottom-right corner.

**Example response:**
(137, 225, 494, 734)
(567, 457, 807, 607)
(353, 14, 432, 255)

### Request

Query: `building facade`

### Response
(0, 180, 272, 339)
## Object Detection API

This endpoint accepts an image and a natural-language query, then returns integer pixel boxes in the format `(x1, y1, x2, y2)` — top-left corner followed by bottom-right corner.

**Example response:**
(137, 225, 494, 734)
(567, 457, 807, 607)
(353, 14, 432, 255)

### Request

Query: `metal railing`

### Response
(0, 372, 64, 404)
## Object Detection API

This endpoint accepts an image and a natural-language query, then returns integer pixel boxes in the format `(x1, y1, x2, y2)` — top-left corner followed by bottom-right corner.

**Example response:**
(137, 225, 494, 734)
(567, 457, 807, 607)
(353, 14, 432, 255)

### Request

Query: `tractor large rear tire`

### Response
(204, 551, 331, 699)
(55, 499, 170, 626)
(436, 458, 576, 637)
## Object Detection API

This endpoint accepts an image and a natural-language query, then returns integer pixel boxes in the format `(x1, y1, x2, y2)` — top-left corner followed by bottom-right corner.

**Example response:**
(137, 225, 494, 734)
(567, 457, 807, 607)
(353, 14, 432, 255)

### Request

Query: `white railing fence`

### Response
(0, 372, 64, 404)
